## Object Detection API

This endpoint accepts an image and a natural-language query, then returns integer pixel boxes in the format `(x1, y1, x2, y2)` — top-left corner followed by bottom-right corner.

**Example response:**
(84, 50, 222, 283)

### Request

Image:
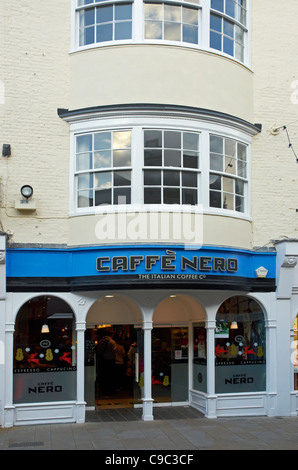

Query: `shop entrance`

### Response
(85, 325, 143, 408)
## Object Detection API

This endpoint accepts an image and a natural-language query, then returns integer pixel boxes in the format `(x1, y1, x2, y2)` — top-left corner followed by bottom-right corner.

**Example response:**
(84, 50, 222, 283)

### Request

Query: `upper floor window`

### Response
(74, 0, 250, 65)
(76, 130, 132, 207)
(210, 0, 247, 62)
(209, 135, 247, 213)
(78, 0, 133, 46)
(144, 3, 199, 45)
(71, 115, 251, 217)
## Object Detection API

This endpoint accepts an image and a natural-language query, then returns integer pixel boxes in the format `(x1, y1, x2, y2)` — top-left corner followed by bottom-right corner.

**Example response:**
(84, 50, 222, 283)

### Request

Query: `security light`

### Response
(20, 185, 33, 200)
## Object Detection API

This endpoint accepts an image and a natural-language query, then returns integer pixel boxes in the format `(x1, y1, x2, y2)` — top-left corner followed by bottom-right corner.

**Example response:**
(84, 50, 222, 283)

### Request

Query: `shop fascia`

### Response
(96, 250, 238, 275)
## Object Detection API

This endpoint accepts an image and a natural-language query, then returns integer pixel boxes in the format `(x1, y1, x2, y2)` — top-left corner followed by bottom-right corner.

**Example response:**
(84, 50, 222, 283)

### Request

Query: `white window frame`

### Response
(71, 0, 251, 67)
(69, 113, 252, 219)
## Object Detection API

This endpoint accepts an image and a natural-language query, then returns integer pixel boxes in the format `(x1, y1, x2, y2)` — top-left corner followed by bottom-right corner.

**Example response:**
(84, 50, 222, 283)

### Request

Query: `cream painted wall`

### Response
(0, 1, 71, 244)
(70, 45, 254, 123)
(68, 212, 252, 250)
(251, 0, 298, 248)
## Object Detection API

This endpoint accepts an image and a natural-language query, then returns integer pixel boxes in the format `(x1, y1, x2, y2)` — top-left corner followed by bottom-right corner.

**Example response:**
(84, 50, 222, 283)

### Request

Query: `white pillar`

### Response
(206, 319, 217, 418)
(4, 322, 14, 427)
(76, 320, 86, 423)
(142, 320, 153, 421)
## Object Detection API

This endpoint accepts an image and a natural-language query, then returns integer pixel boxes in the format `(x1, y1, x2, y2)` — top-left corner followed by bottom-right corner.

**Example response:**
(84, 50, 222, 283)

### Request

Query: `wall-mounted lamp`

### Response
(230, 321, 238, 330)
(20, 185, 33, 200)
(41, 323, 50, 334)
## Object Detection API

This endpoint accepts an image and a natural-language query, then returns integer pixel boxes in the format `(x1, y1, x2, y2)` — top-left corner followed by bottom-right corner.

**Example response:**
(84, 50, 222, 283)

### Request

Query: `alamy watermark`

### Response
(95, 203, 204, 250)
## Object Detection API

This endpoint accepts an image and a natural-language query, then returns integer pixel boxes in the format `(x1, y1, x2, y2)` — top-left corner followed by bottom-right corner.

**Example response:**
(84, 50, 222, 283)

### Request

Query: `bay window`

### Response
(72, 115, 251, 216)
(74, 0, 250, 65)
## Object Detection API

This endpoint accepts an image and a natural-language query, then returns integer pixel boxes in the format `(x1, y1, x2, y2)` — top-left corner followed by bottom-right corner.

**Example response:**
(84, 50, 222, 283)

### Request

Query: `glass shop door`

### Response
(151, 327, 189, 403)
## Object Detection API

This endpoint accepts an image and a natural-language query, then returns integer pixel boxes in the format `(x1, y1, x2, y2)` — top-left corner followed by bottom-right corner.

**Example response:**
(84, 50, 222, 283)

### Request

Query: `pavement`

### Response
(1, 407, 298, 451)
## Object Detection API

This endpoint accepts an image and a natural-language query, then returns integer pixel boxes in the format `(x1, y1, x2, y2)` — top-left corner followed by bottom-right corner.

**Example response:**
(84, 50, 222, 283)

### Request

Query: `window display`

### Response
(215, 296, 266, 393)
(13, 296, 76, 404)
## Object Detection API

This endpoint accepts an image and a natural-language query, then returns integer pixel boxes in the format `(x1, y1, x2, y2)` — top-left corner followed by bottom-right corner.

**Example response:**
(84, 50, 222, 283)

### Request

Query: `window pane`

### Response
(211, 0, 224, 12)
(225, 157, 236, 174)
(164, 188, 180, 204)
(183, 7, 198, 25)
(223, 36, 234, 55)
(80, 9, 95, 27)
(113, 131, 131, 149)
(210, 14, 222, 32)
(183, 151, 199, 169)
(164, 22, 181, 41)
(224, 19, 234, 38)
(210, 174, 221, 190)
(164, 131, 181, 148)
(225, 139, 236, 157)
(78, 190, 93, 207)
(164, 5, 181, 21)
(183, 24, 198, 44)
(95, 189, 111, 205)
(144, 188, 161, 204)
(144, 170, 161, 185)
(144, 130, 162, 147)
(96, 5, 113, 23)
(144, 149, 162, 166)
(94, 132, 111, 150)
(210, 153, 223, 172)
(210, 190, 221, 208)
(144, 3, 162, 20)
(210, 135, 223, 154)
(113, 149, 131, 167)
(238, 160, 247, 178)
(223, 192, 234, 210)
(164, 149, 181, 167)
(114, 170, 131, 186)
(76, 152, 92, 171)
(94, 150, 111, 168)
(77, 134, 92, 153)
(223, 176, 234, 193)
(164, 170, 180, 186)
(115, 21, 132, 40)
(94, 171, 112, 189)
(115, 3, 132, 20)
(226, 0, 235, 18)
(184, 132, 199, 150)
(182, 188, 197, 205)
(182, 171, 197, 187)
(97, 23, 113, 42)
(145, 21, 162, 39)
(114, 187, 131, 204)
(236, 195, 245, 212)
(79, 26, 95, 46)
(78, 173, 93, 189)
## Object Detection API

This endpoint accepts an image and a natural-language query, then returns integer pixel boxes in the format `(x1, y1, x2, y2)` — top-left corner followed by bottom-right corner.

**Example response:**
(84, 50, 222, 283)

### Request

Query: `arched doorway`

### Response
(85, 294, 143, 409)
(215, 295, 266, 394)
(13, 295, 76, 405)
(152, 294, 206, 404)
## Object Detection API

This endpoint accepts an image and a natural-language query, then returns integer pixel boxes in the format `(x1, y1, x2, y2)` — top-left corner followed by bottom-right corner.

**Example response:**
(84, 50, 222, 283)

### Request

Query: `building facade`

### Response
(0, 0, 298, 427)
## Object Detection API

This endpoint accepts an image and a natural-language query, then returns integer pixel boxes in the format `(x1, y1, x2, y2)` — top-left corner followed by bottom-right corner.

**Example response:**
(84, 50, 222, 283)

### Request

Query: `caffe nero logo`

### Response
(28, 382, 62, 394)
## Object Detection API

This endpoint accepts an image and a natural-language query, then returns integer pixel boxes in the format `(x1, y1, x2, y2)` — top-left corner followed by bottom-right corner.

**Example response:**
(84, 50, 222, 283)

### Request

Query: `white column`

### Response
(206, 319, 217, 418)
(76, 320, 86, 423)
(4, 322, 14, 427)
(142, 320, 153, 421)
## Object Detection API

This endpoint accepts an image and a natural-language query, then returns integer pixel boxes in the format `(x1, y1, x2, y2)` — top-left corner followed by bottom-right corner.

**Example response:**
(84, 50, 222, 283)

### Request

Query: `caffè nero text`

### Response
(96, 252, 238, 273)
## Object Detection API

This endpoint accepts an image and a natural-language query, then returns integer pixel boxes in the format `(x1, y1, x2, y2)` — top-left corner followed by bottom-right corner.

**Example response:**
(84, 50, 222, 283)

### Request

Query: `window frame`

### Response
(69, 113, 252, 219)
(72, 0, 251, 67)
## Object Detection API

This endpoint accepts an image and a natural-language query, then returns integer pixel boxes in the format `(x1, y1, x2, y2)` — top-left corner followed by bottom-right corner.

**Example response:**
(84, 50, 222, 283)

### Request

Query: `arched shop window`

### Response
(215, 296, 266, 394)
(13, 296, 76, 404)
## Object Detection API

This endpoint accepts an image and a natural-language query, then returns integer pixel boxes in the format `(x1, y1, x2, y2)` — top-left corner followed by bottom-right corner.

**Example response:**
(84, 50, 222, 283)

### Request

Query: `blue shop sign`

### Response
(6, 245, 276, 292)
